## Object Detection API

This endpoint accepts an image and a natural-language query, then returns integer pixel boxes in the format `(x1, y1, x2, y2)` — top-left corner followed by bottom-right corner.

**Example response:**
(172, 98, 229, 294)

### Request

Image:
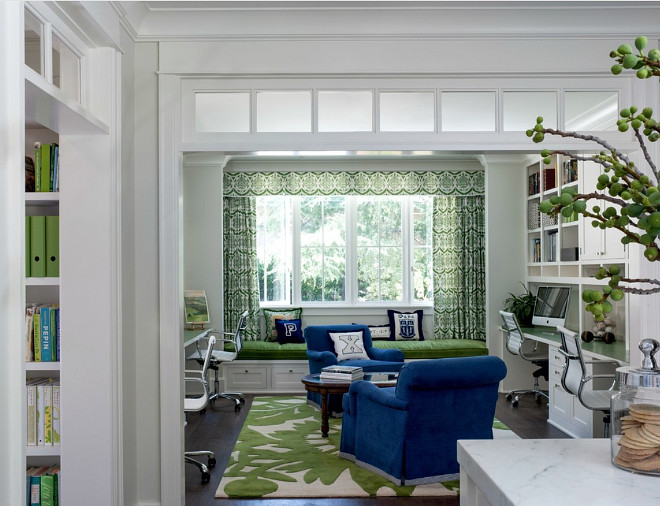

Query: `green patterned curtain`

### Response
(223, 197, 261, 340)
(433, 195, 485, 340)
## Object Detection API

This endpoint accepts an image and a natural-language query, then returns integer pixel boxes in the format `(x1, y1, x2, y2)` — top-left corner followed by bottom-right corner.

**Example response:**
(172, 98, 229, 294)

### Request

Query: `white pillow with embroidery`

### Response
(328, 330, 370, 362)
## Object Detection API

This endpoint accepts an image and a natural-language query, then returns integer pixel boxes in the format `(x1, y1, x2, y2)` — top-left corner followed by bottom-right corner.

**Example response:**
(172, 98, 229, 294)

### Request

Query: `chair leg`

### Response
(185, 450, 216, 483)
(217, 391, 245, 411)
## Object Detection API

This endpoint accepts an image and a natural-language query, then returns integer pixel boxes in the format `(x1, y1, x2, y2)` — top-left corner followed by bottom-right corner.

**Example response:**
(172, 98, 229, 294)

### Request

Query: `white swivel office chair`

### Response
(499, 310, 549, 407)
(557, 325, 618, 437)
(184, 334, 216, 483)
(189, 310, 248, 412)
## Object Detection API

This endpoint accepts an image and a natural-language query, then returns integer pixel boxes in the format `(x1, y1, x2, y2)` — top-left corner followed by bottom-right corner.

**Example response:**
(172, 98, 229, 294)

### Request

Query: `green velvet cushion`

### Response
(372, 339, 488, 359)
(232, 338, 488, 361)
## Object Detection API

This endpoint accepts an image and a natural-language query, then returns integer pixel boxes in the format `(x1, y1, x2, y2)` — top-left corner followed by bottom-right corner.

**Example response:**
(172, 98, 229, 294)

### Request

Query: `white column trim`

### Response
(158, 73, 185, 505)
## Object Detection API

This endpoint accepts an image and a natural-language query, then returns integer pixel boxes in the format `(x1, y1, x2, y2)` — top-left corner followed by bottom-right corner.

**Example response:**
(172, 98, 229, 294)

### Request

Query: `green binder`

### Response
(25, 216, 31, 277)
(30, 215, 46, 277)
(45, 216, 59, 277)
(39, 144, 51, 193)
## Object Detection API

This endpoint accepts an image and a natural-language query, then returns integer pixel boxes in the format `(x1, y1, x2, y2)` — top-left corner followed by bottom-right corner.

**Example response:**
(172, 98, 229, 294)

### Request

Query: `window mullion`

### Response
(345, 197, 357, 304)
(401, 198, 413, 304)
(291, 197, 301, 305)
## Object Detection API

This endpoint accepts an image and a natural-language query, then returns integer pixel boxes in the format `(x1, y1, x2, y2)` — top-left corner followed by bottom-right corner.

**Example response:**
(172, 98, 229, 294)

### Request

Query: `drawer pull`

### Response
(289, 369, 293, 373)
(245, 369, 248, 373)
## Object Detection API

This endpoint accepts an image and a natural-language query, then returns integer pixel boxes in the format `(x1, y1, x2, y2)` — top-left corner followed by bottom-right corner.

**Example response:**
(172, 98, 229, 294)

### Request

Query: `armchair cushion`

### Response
(328, 330, 369, 361)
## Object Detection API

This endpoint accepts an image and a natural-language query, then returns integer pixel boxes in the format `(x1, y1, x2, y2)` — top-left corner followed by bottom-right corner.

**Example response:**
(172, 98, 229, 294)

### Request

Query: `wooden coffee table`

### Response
(301, 372, 399, 437)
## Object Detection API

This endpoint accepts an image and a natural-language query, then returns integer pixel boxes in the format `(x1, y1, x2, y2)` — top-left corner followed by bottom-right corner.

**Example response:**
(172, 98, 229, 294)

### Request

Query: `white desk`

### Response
(458, 438, 660, 506)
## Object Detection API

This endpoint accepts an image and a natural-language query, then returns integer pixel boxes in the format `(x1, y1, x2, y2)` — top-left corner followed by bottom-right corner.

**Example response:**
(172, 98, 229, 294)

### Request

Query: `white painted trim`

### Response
(158, 73, 185, 505)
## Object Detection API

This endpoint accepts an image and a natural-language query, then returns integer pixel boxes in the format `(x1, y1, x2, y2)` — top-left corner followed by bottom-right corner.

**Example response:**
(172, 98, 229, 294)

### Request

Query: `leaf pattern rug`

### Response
(216, 396, 517, 498)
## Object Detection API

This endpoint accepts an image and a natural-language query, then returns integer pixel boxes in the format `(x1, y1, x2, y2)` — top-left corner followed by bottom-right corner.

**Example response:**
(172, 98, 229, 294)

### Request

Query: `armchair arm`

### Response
(368, 347, 404, 363)
(306, 349, 338, 373)
(350, 381, 408, 411)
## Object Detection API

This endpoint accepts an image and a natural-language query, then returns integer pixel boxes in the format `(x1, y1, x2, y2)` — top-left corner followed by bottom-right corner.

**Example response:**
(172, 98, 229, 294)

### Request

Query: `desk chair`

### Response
(499, 310, 549, 407)
(557, 325, 618, 438)
(184, 334, 217, 483)
(189, 310, 248, 412)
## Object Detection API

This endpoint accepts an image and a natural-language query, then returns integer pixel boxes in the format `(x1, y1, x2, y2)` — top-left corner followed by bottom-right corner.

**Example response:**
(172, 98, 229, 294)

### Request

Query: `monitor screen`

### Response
(532, 286, 571, 327)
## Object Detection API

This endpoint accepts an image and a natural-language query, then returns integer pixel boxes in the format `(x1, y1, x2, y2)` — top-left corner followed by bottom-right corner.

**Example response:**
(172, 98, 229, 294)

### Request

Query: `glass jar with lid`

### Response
(611, 338, 660, 475)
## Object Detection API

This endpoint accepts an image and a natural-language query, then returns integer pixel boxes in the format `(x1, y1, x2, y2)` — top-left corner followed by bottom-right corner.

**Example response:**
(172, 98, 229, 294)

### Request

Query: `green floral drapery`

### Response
(432, 195, 485, 340)
(224, 170, 485, 341)
(223, 197, 262, 340)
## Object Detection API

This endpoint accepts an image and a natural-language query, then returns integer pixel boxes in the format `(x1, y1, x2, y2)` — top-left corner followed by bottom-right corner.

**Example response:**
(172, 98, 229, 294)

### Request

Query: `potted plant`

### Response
(504, 282, 537, 327)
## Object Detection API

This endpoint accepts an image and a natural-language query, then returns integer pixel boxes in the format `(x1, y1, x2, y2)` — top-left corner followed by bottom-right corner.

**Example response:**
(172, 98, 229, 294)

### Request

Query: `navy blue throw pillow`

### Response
(387, 309, 425, 341)
(275, 318, 305, 344)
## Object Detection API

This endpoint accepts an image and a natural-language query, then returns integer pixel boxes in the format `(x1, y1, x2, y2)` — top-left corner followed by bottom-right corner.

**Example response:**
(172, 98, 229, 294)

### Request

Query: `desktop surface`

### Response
(522, 325, 629, 364)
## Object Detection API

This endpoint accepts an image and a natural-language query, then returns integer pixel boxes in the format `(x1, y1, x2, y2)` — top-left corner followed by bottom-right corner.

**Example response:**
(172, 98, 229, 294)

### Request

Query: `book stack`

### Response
(26, 378, 61, 447)
(320, 365, 364, 382)
(30, 142, 60, 193)
(26, 463, 60, 506)
(25, 305, 61, 362)
(25, 215, 59, 278)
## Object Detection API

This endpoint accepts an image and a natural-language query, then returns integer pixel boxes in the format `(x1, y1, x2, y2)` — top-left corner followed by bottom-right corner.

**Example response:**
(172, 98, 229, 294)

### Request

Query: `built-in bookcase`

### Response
(20, 3, 111, 504)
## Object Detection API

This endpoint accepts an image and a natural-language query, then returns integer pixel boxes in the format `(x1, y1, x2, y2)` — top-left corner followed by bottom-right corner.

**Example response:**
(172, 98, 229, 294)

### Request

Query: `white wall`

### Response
(183, 162, 224, 329)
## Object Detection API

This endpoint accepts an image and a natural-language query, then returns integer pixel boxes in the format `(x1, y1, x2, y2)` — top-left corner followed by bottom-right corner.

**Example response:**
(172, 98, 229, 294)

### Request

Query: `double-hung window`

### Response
(257, 194, 433, 305)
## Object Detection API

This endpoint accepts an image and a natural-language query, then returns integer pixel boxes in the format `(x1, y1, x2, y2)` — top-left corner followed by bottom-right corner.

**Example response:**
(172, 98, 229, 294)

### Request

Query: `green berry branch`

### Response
(525, 36, 660, 322)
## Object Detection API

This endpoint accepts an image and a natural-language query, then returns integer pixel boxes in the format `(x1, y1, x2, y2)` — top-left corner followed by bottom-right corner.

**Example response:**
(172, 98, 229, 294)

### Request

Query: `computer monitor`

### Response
(532, 286, 571, 327)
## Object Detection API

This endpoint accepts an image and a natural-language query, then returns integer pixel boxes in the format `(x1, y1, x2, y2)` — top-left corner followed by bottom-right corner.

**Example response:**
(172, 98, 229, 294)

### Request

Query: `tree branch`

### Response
(541, 128, 634, 169)
(633, 127, 659, 183)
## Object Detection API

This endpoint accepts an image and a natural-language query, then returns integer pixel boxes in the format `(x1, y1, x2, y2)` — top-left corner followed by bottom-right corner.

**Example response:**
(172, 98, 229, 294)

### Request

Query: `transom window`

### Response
(256, 195, 433, 305)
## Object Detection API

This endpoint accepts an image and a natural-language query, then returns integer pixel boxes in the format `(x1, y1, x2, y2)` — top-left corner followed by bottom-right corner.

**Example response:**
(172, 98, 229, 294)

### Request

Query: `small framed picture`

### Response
(184, 290, 210, 328)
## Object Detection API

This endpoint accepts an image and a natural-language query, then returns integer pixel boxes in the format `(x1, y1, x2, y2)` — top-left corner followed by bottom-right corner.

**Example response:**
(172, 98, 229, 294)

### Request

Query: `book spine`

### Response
(56, 308, 60, 361)
(40, 306, 51, 362)
(40, 474, 54, 506)
(25, 306, 34, 362)
(30, 476, 41, 506)
(33, 311, 41, 362)
(34, 143, 41, 192)
(50, 307, 58, 362)
(25, 216, 31, 277)
(36, 383, 45, 445)
(43, 383, 53, 445)
(39, 143, 51, 193)
(30, 215, 46, 277)
(52, 384, 60, 445)
(49, 144, 57, 192)
(26, 384, 37, 445)
(45, 216, 59, 277)
(52, 144, 59, 192)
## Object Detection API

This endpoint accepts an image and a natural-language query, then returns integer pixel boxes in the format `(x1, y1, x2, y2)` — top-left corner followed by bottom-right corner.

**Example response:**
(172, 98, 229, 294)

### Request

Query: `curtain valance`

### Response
(223, 170, 484, 197)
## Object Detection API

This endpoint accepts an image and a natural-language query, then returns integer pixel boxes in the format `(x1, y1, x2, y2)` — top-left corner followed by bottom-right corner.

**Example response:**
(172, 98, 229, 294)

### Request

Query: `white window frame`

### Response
(258, 195, 432, 307)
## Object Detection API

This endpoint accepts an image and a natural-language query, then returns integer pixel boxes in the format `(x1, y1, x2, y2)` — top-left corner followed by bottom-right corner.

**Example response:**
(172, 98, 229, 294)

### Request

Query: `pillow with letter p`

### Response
(328, 330, 369, 362)
(263, 307, 303, 342)
(275, 318, 305, 344)
(388, 309, 424, 341)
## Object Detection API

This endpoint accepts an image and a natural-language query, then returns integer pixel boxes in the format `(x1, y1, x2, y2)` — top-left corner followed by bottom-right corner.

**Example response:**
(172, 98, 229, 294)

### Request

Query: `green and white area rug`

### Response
(216, 396, 517, 498)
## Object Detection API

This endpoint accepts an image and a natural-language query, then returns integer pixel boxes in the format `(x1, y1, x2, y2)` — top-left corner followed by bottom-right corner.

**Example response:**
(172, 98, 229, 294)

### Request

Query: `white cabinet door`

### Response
(579, 160, 626, 261)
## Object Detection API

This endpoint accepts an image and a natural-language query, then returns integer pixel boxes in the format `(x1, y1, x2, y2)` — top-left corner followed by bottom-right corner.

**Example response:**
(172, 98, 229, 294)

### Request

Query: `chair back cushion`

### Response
(499, 310, 525, 355)
(558, 326, 584, 395)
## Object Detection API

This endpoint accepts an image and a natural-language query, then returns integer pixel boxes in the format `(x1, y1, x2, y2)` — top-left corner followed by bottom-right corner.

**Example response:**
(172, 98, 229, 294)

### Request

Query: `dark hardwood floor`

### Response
(185, 393, 569, 505)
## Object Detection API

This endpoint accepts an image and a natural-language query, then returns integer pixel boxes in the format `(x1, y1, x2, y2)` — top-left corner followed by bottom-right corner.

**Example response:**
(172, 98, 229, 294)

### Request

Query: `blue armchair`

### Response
(304, 324, 404, 414)
(339, 355, 507, 485)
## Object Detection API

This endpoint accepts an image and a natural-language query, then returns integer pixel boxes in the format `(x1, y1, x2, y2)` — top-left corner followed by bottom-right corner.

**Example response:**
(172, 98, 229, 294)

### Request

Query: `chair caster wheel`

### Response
(201, 471, 210, 484)
(234, 404, 241, 412)
(240, 398, 245, 404)
(208, 457, 216, 468)
(505, 393, 512, 401)
(200, 408, 206, 415)
(536, 395, 543, 404)
(512, 399, 519, 407)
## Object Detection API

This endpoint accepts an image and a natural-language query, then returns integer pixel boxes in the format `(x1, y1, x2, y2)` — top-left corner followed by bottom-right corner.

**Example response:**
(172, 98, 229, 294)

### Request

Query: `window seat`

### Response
(235, 338, 488, 361)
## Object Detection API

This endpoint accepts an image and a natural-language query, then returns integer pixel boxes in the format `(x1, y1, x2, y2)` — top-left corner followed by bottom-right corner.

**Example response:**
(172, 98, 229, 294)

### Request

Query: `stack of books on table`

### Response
(320, 365, 364, 382)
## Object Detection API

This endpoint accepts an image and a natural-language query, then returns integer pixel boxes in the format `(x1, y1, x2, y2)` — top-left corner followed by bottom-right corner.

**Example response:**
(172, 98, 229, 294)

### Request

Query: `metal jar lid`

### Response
(616, 339, 660, 388)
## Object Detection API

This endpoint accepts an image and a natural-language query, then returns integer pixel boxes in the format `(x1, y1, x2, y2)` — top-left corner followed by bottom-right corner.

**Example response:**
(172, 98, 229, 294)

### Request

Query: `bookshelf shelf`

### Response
(25, 277, 60, 286)
(25, 192, 59, 204)
(25, 362, 60, 372)
(26, 446, 60, 457)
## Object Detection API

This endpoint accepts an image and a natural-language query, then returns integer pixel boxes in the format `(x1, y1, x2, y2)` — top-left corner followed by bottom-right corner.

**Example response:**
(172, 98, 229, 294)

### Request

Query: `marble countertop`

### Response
(458, 438, 660, 505)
